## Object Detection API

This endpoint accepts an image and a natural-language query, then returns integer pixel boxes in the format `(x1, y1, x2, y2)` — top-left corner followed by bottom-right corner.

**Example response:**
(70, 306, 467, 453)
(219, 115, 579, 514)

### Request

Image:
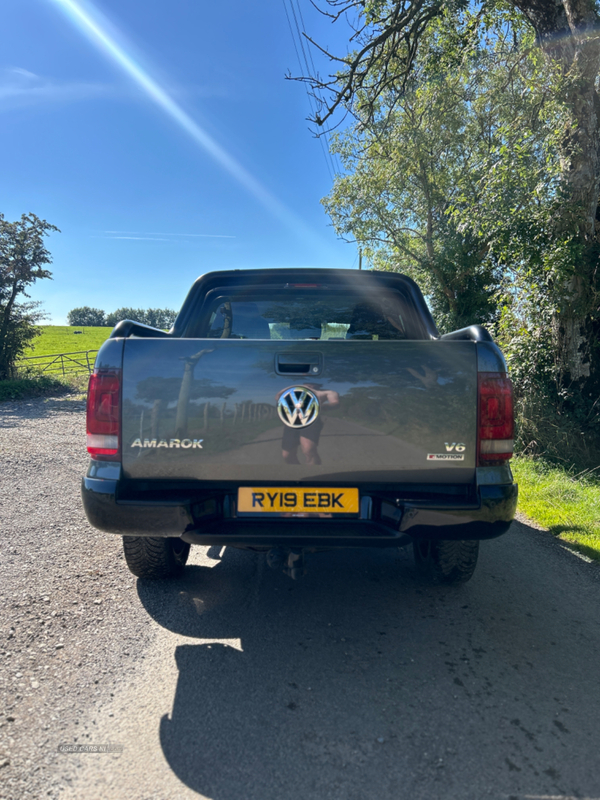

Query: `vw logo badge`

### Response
(278, 386, 320, 428)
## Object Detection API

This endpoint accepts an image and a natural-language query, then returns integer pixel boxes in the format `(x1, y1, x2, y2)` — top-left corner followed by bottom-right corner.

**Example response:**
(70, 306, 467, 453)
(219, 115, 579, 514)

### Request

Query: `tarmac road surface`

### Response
(1, 396, 600, 800)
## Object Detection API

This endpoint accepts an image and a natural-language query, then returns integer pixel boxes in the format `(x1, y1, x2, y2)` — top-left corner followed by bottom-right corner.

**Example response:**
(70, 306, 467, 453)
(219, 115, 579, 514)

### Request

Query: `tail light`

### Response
(477, 372, 514, 466)
(87, 370, 121, 460)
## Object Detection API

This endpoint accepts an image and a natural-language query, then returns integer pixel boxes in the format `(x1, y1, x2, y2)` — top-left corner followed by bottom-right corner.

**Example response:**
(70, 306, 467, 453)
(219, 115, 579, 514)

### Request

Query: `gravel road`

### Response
(0, 396, 156, 800)
(2, 395, 600, 800)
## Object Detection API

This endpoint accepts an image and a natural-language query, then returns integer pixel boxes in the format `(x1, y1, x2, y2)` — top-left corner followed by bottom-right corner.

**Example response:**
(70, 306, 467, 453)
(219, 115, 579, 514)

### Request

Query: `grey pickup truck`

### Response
(82, 268, 517, 584)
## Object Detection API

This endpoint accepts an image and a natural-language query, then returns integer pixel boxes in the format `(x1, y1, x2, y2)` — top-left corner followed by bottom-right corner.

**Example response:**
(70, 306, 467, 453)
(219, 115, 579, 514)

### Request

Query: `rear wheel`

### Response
(122, 536, 190, 579)
(413, 539, 479, 585)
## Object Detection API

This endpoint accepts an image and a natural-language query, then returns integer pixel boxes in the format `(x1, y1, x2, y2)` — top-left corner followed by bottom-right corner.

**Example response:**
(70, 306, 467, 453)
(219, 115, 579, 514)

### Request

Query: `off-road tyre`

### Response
(122, 536, 190, 579)
(413, 539, 479, 585)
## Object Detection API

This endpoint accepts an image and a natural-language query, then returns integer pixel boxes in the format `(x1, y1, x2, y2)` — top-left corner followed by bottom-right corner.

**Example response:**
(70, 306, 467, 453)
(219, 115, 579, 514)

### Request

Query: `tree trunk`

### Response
(511, 0, 600, 388)
(0, 282, 20, 378)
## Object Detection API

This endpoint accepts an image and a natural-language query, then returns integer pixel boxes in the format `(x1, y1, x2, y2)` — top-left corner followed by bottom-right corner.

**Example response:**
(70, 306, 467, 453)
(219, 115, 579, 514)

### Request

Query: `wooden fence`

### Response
(19, 350, 99, 376)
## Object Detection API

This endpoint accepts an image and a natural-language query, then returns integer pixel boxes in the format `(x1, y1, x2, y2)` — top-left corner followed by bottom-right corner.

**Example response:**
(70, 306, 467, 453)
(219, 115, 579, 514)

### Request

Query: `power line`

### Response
(282, 0, 338, 181)
(293, 0, 343, 176)
(282, 0, 333, 182)
(289, 0, 339, 178)
(282, 0, 303, 72)
(284, 0, 335, 181)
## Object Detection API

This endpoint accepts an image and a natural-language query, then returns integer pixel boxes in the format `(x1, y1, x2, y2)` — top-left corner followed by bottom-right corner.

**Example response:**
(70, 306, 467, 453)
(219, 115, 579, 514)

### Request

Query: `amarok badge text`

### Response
(131, 438, 203, 449)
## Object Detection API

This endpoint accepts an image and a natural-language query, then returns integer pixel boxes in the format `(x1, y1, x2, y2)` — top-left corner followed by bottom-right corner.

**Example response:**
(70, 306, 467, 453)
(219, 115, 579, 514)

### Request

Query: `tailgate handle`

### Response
(276, 352, 322, 375)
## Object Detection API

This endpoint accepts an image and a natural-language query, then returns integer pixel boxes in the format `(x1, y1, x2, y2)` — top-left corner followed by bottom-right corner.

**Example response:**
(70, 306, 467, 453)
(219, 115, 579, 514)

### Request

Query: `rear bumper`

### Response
(81, 477, 518, 547)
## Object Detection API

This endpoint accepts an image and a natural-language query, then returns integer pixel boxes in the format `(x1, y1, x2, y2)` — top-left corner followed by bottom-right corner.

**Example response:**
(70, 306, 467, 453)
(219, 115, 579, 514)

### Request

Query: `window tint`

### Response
(205, 291, 409, 340)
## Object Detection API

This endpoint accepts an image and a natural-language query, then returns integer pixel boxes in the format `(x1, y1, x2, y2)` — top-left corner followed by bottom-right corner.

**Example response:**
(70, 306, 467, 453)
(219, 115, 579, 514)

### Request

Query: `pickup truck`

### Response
(82, 268, 517, 584)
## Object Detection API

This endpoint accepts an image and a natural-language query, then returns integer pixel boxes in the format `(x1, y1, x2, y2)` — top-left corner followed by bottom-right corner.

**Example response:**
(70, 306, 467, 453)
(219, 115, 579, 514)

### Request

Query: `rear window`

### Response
(201, 290, 413, 340)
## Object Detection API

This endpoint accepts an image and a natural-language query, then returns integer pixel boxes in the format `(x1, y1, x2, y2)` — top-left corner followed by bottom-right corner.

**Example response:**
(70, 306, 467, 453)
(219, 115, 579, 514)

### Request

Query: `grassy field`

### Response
(23, 326, 112, 358)
(513, 456, 600, 561)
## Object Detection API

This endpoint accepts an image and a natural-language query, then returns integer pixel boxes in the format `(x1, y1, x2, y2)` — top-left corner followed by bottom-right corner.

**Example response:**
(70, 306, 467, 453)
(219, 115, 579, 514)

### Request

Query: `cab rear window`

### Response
(203, 291, 411, 340)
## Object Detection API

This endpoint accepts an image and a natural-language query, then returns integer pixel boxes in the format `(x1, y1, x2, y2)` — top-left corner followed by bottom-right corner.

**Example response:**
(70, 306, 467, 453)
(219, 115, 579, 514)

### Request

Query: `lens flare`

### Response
(48, 0, 320, 242)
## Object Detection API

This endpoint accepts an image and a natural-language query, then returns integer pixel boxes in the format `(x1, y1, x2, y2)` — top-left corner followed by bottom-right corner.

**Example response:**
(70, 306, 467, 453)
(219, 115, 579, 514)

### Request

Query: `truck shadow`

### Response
(135, 528, 600, 800)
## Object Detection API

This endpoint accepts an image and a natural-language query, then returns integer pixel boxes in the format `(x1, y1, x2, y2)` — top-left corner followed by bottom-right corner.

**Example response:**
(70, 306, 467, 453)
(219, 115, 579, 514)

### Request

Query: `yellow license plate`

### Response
(238, 487, 359, 514)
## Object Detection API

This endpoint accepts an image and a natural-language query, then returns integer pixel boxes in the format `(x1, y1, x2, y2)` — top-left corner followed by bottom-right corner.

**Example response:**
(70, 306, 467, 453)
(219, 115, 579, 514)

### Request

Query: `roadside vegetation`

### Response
(0, 373, 87, 402)
(2, 326, 109, 402)
(512, 458, 600, 561)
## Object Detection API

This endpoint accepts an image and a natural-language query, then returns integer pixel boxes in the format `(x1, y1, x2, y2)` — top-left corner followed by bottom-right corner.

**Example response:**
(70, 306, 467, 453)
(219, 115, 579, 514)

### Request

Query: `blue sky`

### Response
(1, 0, 357, 323)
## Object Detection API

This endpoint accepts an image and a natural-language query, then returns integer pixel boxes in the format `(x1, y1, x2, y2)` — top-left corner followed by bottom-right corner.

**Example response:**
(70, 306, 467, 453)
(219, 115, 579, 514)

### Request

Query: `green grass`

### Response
(23, 326, 112, 358)
(512, 456, 600, 561)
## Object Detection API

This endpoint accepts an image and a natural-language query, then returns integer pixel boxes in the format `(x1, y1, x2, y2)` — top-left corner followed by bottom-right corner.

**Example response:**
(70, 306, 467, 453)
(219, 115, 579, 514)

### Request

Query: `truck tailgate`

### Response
(120, 338, 477, 484)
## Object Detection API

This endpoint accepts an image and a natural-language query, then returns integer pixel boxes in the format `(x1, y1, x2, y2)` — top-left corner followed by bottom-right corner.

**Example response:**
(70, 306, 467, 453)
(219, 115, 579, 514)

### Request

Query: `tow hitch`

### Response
(266, 547, 306, 580)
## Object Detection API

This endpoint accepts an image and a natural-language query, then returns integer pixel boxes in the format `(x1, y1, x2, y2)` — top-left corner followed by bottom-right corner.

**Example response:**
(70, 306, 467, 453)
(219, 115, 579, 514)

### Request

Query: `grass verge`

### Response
(0, 374, 89, 402)
(512, 456, 600, 562)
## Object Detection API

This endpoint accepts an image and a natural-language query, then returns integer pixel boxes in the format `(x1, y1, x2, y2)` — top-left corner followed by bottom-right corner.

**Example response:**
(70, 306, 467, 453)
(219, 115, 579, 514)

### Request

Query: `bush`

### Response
(0, 301, 45, 379)
(0, 374, 72, 402)
(494, 301, 600, 470)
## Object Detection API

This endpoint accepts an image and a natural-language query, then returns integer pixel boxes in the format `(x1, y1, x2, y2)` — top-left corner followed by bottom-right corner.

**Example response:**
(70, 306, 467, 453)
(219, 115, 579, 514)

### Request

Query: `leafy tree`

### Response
(1, 301, 47, 377)
(0, 214, 58, 379)
(67, 306, 106, 327)
(324, 12, 553, 327)
(105, 307, 147, 328)
(301, 0, 600, 410)
(144, 308, 178, 329)
(105, 307, 177, 329)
